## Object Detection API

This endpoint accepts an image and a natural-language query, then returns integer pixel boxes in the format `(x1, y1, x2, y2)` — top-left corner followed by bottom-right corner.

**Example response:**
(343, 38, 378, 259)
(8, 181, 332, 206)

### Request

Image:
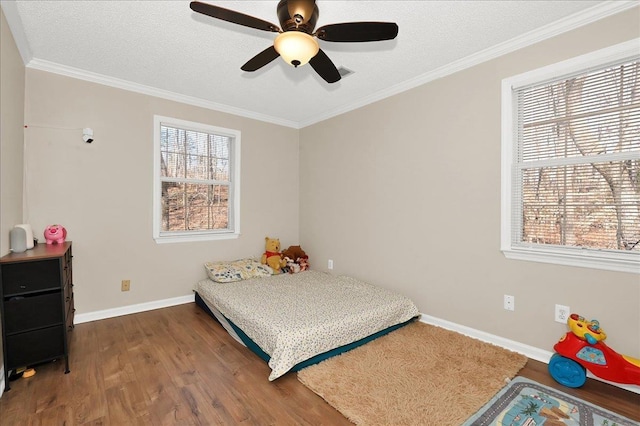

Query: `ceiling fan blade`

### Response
(316, 22, 398, 42)
(241, 46, 281, 72)
(309, 49, 341, 84)
(190, 1, 280, 33)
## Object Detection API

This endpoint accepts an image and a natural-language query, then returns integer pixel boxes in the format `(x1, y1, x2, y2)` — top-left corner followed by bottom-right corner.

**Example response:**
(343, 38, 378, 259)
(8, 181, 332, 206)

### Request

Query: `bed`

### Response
(194, 267, 420, 381)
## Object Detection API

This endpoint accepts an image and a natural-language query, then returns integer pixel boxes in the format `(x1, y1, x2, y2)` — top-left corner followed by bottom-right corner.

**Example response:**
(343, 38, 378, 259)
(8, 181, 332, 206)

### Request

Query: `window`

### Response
(501, 40, 639, 273)
(153, 116, 240, 243)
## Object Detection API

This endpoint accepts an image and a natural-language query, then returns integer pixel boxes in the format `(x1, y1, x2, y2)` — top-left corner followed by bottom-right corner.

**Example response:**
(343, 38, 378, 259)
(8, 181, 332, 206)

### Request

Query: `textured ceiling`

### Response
(2, 0, 632, 128)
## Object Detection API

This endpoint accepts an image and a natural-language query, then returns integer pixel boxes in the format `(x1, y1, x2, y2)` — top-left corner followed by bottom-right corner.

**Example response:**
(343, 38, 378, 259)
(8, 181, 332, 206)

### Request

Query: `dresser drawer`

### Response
(3, 292, 64, 334)
(1, 259, 61, 295)
(5, 326, 65, 369)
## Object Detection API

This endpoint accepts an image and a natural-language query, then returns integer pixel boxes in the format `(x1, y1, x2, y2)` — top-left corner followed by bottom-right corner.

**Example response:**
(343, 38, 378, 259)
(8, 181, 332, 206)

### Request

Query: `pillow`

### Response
(204, 258, 272, 283)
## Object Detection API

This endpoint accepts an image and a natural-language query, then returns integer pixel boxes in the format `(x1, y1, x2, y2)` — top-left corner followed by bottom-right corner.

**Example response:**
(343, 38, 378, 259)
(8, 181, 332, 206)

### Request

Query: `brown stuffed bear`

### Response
(282, 245, 308, 262)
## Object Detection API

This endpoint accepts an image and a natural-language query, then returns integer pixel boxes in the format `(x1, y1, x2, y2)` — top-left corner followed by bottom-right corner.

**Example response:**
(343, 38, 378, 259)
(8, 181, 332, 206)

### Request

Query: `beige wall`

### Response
(0, 8, 25, 256)
(4, 6, 639, 363)
(0, 7, 25, 386)
(23, 70, 299, 314)
(300, 8, 640, 356)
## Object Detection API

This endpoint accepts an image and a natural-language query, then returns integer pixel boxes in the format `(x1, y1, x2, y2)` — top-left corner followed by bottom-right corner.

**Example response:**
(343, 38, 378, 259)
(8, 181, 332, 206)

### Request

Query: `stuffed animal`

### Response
(44, 224, 67, 245)
(284, 256, 301, 274)
(282, 245, 308, 262)
(281, 245, 309, 273)
(261, 237, 287, 274)
(298, 257, 309, 272)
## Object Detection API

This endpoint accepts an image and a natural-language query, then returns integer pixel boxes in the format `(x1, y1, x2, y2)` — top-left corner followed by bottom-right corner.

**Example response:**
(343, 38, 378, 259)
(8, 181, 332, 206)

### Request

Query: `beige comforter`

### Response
(195, 270, 420, 380)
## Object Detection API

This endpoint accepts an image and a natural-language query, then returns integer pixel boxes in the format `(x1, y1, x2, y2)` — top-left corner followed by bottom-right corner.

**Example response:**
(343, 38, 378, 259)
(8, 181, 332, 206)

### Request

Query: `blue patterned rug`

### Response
(463, 377, 639, 426)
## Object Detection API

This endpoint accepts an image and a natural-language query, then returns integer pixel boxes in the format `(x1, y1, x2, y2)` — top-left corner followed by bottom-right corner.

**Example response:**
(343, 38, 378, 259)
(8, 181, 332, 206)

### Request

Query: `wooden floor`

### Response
(0, 303, 638, 425)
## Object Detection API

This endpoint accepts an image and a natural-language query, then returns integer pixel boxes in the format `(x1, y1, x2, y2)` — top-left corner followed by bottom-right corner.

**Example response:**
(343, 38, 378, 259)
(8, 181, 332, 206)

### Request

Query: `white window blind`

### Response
(501, 40, 640, 273)
(514, 59, 640, 251)
(160, 125, 232, 232)
(153, 116, 240, 243)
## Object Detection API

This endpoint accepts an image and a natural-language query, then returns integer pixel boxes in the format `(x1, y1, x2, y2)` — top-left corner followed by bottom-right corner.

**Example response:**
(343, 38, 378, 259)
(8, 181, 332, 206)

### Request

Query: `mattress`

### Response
(194, 270, 420, 380)
(196, 292, 245, 346)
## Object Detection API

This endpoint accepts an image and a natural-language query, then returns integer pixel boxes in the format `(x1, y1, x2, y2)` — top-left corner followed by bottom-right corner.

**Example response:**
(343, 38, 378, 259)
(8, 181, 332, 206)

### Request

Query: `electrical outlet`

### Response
(121, 279, 131, 292)
(328, 259, 334, 270)
(504, 295, 515, 311)
(555, 304, 570, 323)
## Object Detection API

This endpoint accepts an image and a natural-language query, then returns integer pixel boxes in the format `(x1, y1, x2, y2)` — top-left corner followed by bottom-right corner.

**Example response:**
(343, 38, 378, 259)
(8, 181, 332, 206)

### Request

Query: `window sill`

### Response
(502, 246, 639, 274)
(154, 232, 240, 244)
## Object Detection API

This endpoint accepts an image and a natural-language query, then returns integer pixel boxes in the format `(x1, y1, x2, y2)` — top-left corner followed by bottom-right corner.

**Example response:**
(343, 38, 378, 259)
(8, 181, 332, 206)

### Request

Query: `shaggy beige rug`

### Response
(297, 321, 528, 426)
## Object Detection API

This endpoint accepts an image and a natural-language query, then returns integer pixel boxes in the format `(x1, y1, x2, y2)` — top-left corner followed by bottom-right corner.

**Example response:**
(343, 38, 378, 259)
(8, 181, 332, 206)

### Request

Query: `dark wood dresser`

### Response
(0, 241, 74, 391)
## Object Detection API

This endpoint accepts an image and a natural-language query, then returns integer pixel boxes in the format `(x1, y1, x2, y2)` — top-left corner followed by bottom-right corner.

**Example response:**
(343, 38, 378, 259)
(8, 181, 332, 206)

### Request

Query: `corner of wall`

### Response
(0, 7, 26, 254)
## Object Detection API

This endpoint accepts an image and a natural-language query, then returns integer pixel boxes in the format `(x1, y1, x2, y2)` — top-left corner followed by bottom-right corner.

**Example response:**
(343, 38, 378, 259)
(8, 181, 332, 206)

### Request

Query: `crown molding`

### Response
(297, 0, 639, 128)
(25, 58, 300, 129)
(1, 0, 32, 64)
(6, 1, 637, 130)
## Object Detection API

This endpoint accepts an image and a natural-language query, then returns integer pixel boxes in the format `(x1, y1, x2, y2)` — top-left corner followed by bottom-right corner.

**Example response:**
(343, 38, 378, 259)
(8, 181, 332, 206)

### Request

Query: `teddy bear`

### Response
(261, 236, 287, 274)
(281, 245, 308, 263)
(281, 245, 309, 273)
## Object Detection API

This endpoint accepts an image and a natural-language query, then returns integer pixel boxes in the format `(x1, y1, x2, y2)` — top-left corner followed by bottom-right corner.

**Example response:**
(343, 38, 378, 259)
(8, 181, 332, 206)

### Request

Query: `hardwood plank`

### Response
(65, 320, 110, 424)
(0, 303, 637, 424)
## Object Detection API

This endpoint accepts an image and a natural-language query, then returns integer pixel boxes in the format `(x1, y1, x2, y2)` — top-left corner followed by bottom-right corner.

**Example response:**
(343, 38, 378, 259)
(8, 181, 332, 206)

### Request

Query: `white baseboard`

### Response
(419, 314, 640, 394)
(74, 294, 195, 324)
(419, 314, 552, 361)
(68, 297, 638, 395)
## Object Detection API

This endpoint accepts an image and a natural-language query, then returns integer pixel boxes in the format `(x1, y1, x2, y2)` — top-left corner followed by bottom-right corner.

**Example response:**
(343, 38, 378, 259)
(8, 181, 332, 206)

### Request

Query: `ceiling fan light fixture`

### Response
(274, 31, 319, 68)
(190, 0, 398, 83)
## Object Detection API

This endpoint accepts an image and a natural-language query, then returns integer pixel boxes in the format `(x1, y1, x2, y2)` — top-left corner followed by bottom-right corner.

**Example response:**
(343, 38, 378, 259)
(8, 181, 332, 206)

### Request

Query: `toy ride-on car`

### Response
(548, 313, 640, 388)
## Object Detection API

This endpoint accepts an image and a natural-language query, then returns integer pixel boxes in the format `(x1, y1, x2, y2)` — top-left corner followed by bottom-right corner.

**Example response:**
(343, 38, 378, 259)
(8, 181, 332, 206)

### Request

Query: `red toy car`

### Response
(549, 313, 640, 388)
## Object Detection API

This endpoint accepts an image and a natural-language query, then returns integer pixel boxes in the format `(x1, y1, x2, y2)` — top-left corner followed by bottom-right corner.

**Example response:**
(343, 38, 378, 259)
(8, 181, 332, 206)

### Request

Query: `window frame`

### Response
(153, 115, 241, 244)
(501, 39, 640, 274)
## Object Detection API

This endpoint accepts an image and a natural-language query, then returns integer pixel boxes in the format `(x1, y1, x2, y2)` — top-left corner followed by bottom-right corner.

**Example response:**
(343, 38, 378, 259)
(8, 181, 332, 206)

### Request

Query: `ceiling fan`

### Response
(190, 0, 399, 83)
